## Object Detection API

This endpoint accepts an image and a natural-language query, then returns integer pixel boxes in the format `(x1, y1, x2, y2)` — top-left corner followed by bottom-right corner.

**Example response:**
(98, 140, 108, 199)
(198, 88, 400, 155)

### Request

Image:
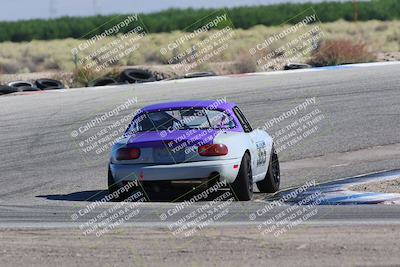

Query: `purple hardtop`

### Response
(125, 100, 244, 148)
(141, 100, 236, 112)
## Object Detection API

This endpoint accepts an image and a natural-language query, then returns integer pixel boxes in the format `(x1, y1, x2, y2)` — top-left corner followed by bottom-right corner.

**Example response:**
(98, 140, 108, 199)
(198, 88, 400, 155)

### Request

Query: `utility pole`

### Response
(93, 0, 101, 15)
(49, 0, 58, 19)
(352, 0, 358, 22)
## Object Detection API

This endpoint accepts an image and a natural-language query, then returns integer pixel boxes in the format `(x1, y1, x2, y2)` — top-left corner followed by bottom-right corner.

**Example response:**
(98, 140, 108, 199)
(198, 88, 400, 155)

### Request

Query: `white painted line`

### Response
(347, 61, 400, 67)
(329, 163, 350, 168)
(1, 219, 400, 229)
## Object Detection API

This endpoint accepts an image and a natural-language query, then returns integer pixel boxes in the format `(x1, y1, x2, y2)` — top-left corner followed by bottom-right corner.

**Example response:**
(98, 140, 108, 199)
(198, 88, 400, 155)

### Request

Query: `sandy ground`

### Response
(351, 178, 400, 194)
(1, 224, 399, 267)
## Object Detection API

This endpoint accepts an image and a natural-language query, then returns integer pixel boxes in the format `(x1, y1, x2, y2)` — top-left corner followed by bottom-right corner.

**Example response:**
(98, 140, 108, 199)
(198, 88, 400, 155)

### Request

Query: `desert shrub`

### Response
(71, 66, 120, 88)
(307, 39, 376, 66)
(375, 24, 388, 32)
(387, 31, 400, 43)
(232, 50, 257, 74)
(0, 62, 20, 74)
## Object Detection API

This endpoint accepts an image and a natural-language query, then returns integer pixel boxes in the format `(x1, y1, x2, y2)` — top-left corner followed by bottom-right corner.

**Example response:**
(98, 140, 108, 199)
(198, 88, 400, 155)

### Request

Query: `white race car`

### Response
(108, 100, 280, 201)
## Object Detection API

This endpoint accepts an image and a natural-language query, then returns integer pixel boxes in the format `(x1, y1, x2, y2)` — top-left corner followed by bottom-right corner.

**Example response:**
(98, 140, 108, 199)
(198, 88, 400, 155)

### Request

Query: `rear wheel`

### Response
(257, 146, 280, 193)
(230, 153, 253, 201)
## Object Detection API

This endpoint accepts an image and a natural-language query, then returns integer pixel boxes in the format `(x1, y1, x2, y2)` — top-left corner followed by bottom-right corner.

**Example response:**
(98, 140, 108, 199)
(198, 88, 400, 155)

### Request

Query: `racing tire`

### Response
(120, 68, 156, 83)
(35, 79, 65, 90)
(256, 146, 280, 193)
(230, 153, 253, 201)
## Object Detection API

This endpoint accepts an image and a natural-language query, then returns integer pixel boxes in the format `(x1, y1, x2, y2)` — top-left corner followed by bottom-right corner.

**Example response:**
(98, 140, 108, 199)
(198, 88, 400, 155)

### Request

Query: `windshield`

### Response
(126, 108, 236, 133)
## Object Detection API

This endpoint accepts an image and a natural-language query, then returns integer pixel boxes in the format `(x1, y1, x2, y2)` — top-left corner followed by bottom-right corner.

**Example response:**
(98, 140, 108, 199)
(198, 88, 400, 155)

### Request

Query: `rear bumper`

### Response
(110, 158, 242, 184)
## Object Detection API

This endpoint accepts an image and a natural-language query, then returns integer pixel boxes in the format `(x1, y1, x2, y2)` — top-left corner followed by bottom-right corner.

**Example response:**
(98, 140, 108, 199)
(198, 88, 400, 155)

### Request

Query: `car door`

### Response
(232, 106, 270, 179)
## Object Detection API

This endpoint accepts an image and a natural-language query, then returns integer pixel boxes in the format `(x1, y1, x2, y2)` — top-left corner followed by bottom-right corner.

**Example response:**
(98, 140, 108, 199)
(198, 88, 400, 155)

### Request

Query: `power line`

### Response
(93, 0, 101, 15)
(49, 0, 58, 19)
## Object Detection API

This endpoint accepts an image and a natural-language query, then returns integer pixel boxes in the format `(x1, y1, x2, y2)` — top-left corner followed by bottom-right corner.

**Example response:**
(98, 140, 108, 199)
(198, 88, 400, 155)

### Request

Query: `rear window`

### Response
(126, 108, 236, 133)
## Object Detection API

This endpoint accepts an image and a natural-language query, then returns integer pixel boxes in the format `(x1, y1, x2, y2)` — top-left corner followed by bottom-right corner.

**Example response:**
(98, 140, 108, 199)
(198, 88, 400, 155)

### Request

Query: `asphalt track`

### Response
(1, 62, 400, 228)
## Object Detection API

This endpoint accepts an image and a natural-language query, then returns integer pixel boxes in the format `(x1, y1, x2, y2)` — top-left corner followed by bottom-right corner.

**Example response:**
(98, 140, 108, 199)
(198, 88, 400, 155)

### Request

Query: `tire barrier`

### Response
(7, 81, 36, 89)
(120, 68, 156, 83)
(88, 77, 119, 87)
(0, 85, 19, 95)
(35, 78, 65, 90)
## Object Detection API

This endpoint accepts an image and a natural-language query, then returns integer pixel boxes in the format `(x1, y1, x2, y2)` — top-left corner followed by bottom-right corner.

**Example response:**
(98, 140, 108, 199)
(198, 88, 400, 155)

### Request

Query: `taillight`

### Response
(198, 144, 228, 156)
(116, 148, 140, 160)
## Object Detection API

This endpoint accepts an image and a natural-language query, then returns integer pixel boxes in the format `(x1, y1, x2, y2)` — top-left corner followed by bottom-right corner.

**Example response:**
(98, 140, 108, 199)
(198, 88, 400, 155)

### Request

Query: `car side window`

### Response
(233, 106, 253, 133)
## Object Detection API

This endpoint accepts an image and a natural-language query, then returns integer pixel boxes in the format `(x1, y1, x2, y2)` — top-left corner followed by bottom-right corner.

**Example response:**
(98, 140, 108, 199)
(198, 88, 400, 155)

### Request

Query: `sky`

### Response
(0, 0, 355, 21)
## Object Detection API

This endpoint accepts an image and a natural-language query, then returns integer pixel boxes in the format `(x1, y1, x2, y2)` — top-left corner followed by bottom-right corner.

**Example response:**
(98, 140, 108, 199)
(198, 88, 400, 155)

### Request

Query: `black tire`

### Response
(88, 77, 119, 87)
(0, 85, 18, 95)
(17, 86, 42, 92)
(284, 63, 311, 70)
(257, 146, 280, 193)
(230, 153, 253, 201)
(35, 79, 64, 90)
(184, 71, 216, 79)
(120, 68, 156, 83)
(7, 81, 35, 89)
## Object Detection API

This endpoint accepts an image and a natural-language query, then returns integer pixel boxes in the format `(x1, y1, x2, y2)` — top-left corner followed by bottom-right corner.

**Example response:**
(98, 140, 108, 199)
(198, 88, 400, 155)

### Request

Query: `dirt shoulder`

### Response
(350, 178, 400, 194)
(1, 224, 399, 266)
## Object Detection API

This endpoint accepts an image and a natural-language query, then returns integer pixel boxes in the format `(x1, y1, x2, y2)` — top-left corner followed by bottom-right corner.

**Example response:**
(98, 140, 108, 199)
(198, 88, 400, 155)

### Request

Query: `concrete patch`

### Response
(350, 178, 400, 195)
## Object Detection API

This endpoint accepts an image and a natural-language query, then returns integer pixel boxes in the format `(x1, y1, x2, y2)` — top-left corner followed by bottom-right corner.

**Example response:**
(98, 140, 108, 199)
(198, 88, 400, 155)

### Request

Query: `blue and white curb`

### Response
(271, 169, 400, 205)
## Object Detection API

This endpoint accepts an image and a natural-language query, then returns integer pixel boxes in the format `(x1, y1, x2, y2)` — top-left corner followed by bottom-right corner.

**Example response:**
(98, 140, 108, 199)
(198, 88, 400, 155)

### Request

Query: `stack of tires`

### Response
(88, 68, 156, 87)
(0, 79, 65, 96)
(0, 68, 158, 95)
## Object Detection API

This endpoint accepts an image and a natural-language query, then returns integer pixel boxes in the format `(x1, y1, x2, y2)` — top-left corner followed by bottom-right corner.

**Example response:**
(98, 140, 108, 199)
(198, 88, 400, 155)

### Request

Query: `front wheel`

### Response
(257, 146, 280, 193)
(230, 153, 253, 201)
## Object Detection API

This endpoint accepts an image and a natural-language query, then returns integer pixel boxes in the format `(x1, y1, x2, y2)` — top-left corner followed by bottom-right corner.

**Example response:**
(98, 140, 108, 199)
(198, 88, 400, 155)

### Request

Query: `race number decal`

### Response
(256, 141, 267, 166)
